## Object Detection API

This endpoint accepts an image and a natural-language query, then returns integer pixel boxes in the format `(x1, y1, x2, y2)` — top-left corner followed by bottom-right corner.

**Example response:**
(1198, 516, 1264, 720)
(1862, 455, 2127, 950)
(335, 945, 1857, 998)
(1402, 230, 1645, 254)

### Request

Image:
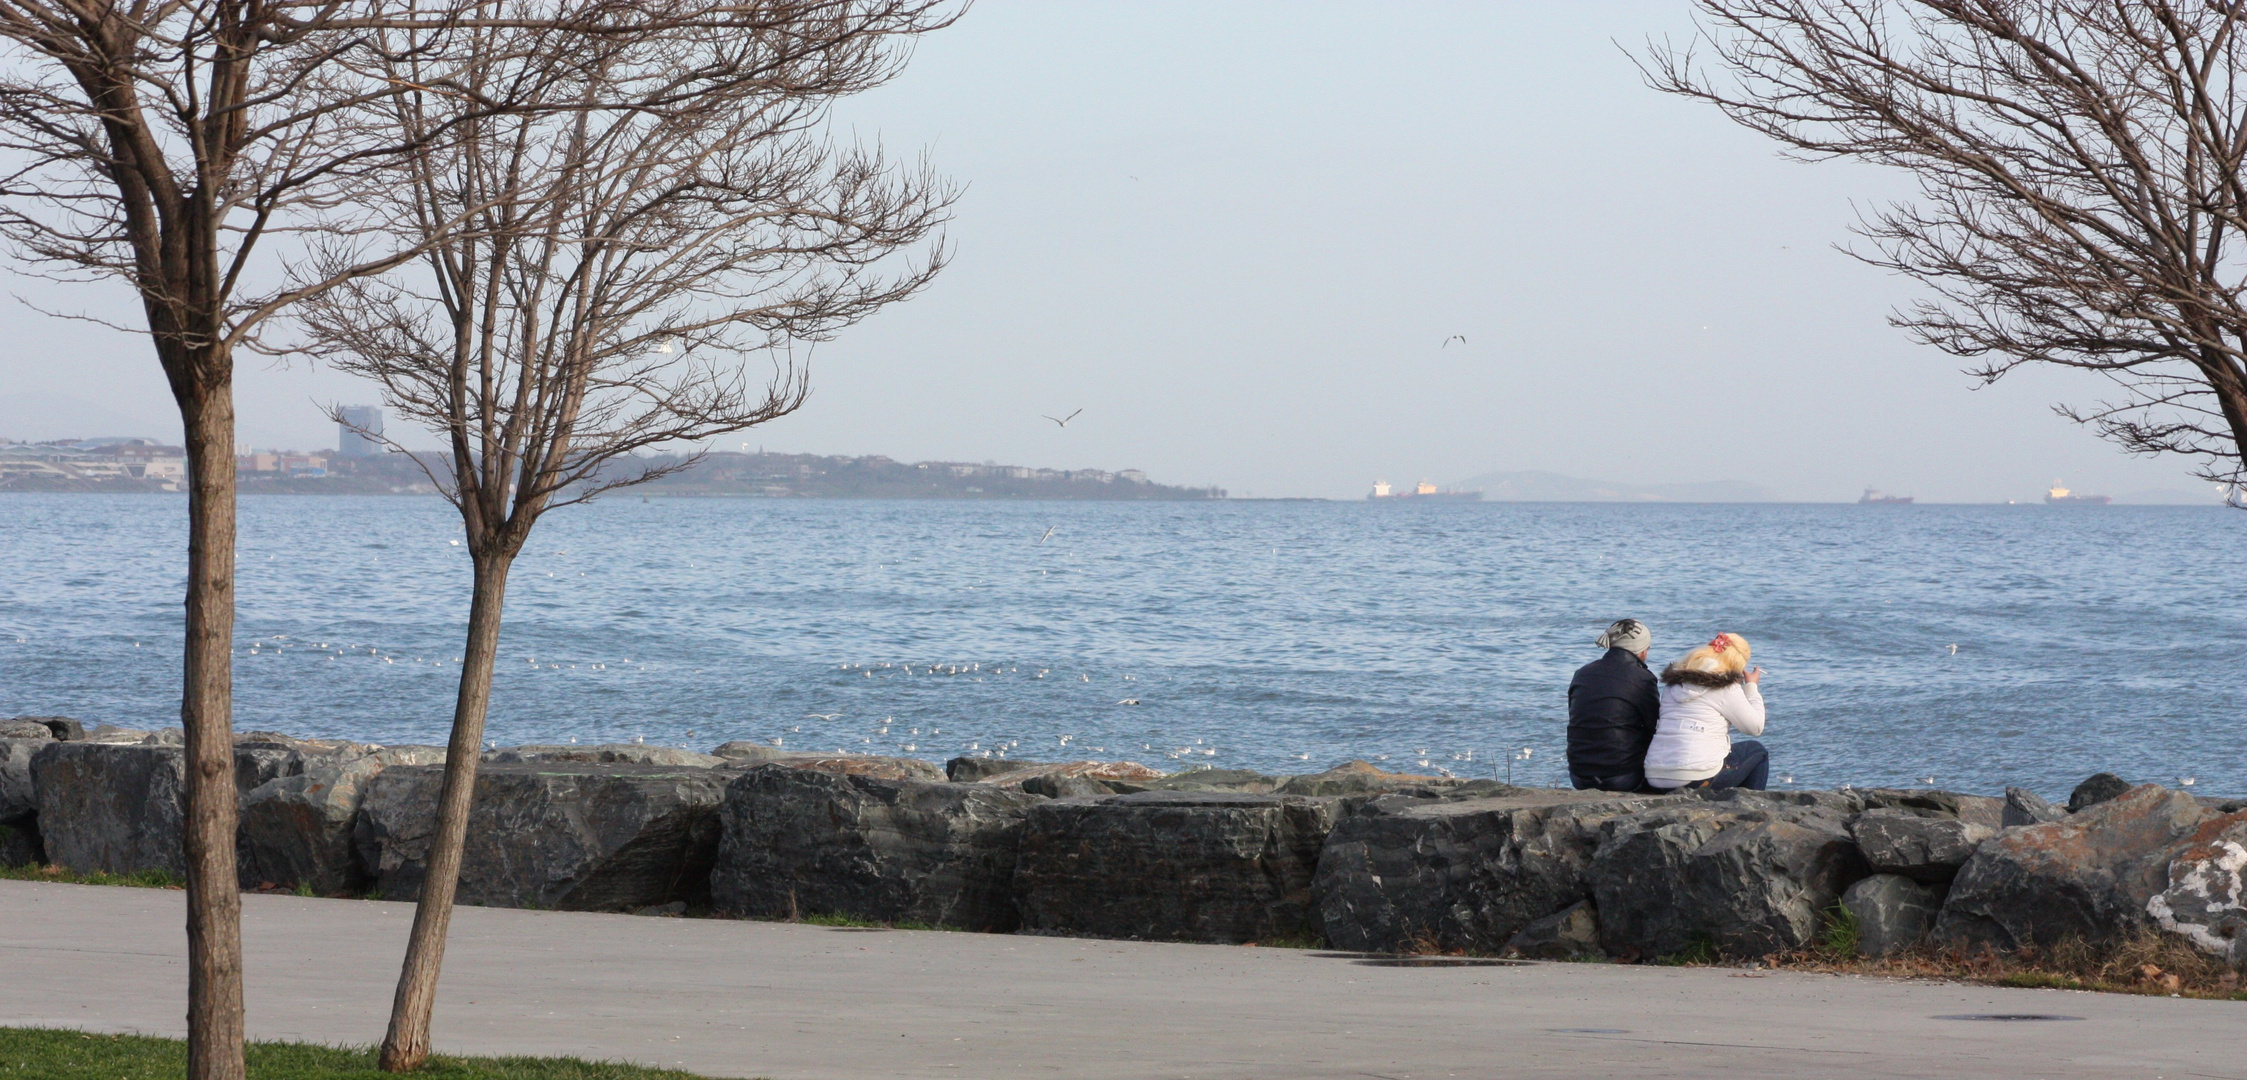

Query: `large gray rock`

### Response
(944, 756, 1046, 783)
(1935, 784, 2210, 951)
(1277, 761, 1458, 798)
(236, 745, 445, 893)
(713, 742, 943, 781)
(1589, 802, 1870, 959)
(710, 765, 1041, 930)
(494, 744, 725, 768)
(1312, 788, 1656, 955)
(1, 739, 44, 825)
(1016, 791, 1340, 943)
(0, 720, 54, 741)
(11, 717, 80, 741)
(1842, 873, 1940, 957)
(1114, 769, 1280, 795)
(978, 761, 1166, 791)
(1502, 900, 1602, 960)
(30, 742, 189, 875)
(2004, 787, 2067, 828)
(354, 762, 726, 911)
(1852, 809, 1995, 882)
(2147, 812, 2247, 965)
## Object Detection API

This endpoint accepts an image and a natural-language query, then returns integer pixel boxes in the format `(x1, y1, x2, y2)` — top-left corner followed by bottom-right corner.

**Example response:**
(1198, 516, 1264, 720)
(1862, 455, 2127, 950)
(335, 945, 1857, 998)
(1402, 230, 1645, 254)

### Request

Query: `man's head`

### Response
(1595, 618, 1651, 660)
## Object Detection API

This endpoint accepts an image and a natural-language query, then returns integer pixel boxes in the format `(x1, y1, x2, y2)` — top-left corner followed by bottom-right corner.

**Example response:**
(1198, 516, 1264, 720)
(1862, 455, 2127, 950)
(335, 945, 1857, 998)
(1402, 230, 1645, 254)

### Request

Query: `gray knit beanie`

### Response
(1595, 618, 1651, 655)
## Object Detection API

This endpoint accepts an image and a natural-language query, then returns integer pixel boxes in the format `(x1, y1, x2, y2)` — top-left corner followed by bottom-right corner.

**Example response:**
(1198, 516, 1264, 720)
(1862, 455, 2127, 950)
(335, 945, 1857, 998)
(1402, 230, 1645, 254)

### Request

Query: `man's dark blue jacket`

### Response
(1566, 646, 1660, 781)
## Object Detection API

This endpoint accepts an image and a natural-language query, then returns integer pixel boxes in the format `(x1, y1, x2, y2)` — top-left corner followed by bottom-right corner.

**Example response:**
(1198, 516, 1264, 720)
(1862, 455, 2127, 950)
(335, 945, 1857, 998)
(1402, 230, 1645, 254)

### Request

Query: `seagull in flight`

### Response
(804, 713, 841, 721)
(1038, 525, 1057, 545)
(1441, 335, 1466, 348)
(1043, 408, 1083, 428)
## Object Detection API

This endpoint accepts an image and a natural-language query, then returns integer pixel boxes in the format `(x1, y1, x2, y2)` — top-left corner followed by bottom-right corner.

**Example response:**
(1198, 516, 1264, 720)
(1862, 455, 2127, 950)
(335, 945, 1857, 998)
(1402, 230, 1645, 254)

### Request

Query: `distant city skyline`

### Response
(0, 3, 2226, 504)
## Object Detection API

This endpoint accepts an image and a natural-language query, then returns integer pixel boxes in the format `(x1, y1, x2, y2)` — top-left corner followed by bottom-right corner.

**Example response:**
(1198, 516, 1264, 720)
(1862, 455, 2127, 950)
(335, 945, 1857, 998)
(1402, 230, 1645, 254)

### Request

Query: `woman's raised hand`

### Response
(1744, 667, 1763, 685)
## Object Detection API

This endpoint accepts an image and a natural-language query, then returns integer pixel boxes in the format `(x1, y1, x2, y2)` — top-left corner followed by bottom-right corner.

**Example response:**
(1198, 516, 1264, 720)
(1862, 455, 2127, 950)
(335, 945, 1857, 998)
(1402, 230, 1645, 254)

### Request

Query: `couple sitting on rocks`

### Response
(1566, 618, 1769, 794)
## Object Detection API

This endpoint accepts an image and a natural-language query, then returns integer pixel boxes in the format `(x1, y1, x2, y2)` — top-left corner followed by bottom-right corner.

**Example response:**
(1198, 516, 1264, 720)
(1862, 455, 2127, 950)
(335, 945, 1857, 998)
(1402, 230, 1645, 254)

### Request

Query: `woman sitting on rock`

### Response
(1642, 632, 1768, 792)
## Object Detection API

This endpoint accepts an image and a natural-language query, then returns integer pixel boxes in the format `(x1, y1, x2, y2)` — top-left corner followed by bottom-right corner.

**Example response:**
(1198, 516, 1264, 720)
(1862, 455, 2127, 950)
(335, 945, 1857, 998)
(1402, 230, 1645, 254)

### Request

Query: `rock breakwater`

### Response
(4, 718, 2243, 971)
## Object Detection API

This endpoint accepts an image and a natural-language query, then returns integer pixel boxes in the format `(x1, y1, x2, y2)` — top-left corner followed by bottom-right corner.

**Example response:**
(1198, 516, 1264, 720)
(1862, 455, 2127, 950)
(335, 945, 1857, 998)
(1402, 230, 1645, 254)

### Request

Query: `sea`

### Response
(1, 493, 2241, 799)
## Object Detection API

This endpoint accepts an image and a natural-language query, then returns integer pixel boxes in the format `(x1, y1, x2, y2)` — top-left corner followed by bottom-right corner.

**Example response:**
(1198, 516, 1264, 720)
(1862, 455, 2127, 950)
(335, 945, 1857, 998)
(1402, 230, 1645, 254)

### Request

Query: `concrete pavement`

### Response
(2, 879, 2240, 1080)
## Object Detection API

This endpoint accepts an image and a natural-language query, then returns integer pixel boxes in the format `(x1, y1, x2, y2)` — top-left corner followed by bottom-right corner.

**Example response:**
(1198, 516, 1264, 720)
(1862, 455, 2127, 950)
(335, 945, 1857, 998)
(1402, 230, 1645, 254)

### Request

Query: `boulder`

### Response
(494, 744, 725, 768)
(0, 720, 54, 741)
(1114, 769, 1279, 794)
(0, 820, 38, 868)
(710, 765, 1041, 930)
(712, 740, 791, 762)
(1935, 785, 2209, 951)
(1312, 788, 1654, 955)
(1502, 900, 1602, 960)
(2069, 772, 2132, 813)
(1015, 791, 1340, 943)
(1018, 774, 1116, 798)
(236, 745, 445, 894)
(354, 762, 726, 911)
(1, 739, 44, 824)
(1589, 802, 1870, 959)
(2146, 811, 2247, 966)
(2004, 787, 2067, 828)
(1277, 761, 1457, 797)
(945, 756, 1046, 783)
(978, 760, 1165, 792)
(13, 717, 80, 741)
(712, 742, 943, 781)
(30, 742, 189, 876)
(1852, 809, 1995, 882)
(1842, 873, 1940, 957)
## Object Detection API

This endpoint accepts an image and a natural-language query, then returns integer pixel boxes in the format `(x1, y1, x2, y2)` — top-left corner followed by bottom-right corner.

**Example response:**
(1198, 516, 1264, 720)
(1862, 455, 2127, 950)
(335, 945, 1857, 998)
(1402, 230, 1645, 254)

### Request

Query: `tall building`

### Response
(337, 405, 385, 457)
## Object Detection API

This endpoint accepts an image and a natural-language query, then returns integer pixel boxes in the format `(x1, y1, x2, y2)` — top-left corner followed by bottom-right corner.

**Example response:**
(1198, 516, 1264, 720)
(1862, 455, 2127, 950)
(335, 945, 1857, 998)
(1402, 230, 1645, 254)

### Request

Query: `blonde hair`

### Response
(1676, 632, 1751, 675)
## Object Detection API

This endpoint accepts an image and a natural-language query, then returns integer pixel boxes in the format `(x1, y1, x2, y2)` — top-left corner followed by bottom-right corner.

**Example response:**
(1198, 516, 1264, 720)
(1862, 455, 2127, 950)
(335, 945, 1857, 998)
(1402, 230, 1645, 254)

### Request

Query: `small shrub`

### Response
(1659, 934, 1721, 966)
(1816, 903, 1861, 961)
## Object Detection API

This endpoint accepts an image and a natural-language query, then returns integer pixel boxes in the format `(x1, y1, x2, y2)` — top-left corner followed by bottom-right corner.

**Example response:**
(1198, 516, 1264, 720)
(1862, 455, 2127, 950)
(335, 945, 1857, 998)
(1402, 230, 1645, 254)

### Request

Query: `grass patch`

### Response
(793, 911, 945, 932)
(1815, 904, 1860, 962)
(1657, 934, 1721, 967)
(0, 1028, 742, 1079)
(1246, 930, 1327, 950)
(1763, 929, 2247, 1001)
(0, 863, 183, 889)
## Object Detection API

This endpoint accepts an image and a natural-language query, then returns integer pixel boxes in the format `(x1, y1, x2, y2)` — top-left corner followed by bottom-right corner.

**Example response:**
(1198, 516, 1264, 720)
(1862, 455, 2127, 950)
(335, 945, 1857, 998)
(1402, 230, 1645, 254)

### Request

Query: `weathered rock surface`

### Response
(1313, 788, 1653, 955)
(1590, 802, 1869, 958)
(10, 717, 80, 741)
(2147, 812, 2247, 965)
(2069, 773, 2131, 813)
(712, 742, 943, 781)
(355, 762, 726, 910)
(0, 720, 54, 741)
(978, 760, 1165, 792)
(1018, 791, 1340, 943)
(710, 765, 1041, 930)
(237, 744, 445, 893)
(944, 756, 1046, 783)
(1502, 900, 1602, 959)
(2005, 787, 2067, 828)
(1842, 873, 1940, 957)
(1852, 809, 1995, 882)
(496, 744, 725, 768)
(1115, 769, 1279, 794)
(30, 742, 189, 875)
(1, 739, 45, 824)
(0, 820, 38, 867)
(1935, 785, 2209, 950)
(1277, 761, 1457, 797)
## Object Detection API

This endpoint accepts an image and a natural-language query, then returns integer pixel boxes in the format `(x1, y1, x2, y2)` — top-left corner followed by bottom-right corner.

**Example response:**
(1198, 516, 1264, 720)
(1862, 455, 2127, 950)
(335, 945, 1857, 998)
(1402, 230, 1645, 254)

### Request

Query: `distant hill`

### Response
(615, 451, 1224, 500)
(1450, 470, 1777, 503)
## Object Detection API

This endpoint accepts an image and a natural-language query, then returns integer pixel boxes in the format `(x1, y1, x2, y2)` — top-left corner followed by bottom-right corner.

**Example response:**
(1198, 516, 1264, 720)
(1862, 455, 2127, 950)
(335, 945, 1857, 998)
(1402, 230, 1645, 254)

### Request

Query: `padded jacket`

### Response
(1566, 647, 1660, 780)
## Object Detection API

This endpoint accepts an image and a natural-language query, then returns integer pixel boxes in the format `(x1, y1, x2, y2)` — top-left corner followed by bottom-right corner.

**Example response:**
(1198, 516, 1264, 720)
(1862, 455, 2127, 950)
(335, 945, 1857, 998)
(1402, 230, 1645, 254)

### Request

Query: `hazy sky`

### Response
(0, 2, 2222, 502)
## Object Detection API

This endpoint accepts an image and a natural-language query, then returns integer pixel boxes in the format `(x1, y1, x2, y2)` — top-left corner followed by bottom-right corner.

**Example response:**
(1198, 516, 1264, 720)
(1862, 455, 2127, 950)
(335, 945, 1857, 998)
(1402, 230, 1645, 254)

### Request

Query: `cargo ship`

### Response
(1858, 487, 1913, 505)
(2045, 480, 2110, 506)
(1369, 479, 1483, 502)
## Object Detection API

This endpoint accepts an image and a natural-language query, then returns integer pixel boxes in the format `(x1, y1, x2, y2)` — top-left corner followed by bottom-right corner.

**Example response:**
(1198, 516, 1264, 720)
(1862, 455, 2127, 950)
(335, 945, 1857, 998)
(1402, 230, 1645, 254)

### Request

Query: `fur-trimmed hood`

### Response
(1659, 665, 1745, 689)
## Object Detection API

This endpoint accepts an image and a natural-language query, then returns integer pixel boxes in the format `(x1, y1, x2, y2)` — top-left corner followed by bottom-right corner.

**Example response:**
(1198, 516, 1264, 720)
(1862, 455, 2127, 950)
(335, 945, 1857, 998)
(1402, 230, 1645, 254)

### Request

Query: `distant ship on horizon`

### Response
(1369, 479, 1483, 502)
(1859, 487, 1913, 505)
(2045, 480, 2111, 506)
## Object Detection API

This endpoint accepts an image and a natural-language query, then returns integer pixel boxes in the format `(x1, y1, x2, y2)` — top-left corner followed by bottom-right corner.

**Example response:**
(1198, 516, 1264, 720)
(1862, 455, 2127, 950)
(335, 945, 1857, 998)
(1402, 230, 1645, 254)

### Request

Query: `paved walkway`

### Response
(2, 880, 2239, 1080)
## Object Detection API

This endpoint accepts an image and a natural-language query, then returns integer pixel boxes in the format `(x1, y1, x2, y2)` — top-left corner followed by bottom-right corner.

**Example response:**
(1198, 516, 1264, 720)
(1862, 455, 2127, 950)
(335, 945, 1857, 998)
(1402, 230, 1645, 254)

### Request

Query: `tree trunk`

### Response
(379, 548, 514, 1072)
(178, 382, 246, 1080)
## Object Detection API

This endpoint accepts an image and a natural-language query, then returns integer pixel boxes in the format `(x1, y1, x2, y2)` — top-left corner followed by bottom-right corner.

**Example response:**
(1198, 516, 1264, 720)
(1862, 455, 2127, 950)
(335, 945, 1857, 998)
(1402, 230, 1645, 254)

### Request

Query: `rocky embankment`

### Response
(3, 715, 2242, 968)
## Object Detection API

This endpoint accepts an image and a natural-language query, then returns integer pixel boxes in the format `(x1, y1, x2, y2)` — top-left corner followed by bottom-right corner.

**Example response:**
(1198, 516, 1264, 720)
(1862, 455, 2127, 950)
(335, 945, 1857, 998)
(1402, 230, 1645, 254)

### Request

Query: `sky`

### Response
(0, 2, 2224, 503)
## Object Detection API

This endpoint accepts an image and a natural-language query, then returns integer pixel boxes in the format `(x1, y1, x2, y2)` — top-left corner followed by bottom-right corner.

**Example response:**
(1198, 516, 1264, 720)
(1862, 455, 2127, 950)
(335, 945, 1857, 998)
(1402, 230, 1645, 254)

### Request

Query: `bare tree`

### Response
(291, 5, 956, 1069)
(1646, 2, 2247, 486)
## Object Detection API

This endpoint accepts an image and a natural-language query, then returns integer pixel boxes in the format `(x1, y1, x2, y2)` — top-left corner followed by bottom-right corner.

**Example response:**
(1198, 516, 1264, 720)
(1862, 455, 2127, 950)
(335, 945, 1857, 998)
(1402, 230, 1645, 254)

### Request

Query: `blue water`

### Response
(0, 493, 2240, 798)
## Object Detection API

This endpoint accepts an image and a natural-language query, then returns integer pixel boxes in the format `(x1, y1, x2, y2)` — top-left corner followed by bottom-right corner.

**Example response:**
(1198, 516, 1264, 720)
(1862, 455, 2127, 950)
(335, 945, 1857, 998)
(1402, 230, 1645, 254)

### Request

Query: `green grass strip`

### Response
(0, 863, 183, 889)
(0, 1028, 744, 1079)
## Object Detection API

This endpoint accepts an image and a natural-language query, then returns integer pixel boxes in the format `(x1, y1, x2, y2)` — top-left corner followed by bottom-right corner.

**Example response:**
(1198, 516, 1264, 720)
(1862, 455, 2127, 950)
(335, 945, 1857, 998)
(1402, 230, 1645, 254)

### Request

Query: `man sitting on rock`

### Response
(1567, 618, 1660, 793)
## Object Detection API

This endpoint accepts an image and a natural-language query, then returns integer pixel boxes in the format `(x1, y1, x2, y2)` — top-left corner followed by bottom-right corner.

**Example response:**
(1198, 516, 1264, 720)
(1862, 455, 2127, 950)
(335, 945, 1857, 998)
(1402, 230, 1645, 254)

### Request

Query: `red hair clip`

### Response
(1709, 633, 1732, 652)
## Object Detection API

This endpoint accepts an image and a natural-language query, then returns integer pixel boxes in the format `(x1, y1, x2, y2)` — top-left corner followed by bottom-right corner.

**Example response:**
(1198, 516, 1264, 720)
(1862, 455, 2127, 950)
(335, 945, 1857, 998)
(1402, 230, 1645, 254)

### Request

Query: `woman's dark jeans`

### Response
(1662, 741, 1771, 792)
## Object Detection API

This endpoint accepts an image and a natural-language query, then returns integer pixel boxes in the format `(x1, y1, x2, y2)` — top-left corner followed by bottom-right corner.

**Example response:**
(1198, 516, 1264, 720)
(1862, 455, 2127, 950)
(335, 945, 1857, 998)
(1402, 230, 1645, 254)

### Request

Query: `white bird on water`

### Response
(805, 713, 841, 721)
(2180, 776, 2197, 787)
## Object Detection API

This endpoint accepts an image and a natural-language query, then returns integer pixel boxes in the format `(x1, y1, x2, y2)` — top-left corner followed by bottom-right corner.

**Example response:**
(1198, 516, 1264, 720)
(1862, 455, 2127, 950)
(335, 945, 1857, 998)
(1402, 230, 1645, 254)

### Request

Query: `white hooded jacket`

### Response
(1642, 674, 1764, 787)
